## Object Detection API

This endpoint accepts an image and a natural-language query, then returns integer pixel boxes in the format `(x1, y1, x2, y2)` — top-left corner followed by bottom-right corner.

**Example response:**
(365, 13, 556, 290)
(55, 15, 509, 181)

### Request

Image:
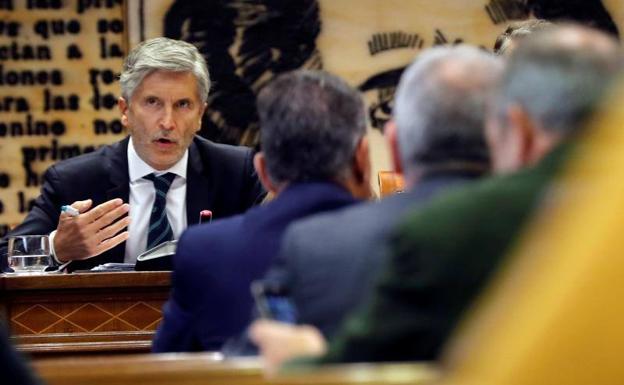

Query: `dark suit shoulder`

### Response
(192, 136, 253, 168)
(399, 168, 546, 245)
(284, 193, 414, 250)
(169, 214, 247, 315)
(388, 157, 563, 287)
(285, 170, 480, 249)
(44, 139, 125, 182)
(189, 136, 265, 212)
(395, 144, 571, 250)
(174, 215, 245, 270)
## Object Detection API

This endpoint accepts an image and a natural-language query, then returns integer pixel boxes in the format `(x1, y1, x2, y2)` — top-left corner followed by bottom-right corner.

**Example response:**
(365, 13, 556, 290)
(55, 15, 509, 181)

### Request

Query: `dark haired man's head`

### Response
(255, 70, 370, 198)
(488, 24, 622, 173)
(389, 45, 503, 186)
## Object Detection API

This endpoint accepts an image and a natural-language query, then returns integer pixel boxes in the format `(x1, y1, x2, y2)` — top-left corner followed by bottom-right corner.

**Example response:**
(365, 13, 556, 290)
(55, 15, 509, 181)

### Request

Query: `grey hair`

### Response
(394, 45, 503, 172)
(495, 25, 622, 135)
(257, 70, 367, 184)
(120, 37, 210, 103)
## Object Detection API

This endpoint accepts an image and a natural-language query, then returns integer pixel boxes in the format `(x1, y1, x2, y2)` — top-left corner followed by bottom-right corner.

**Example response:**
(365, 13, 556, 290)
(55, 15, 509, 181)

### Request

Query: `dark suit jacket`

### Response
(313, 144, 571, 364)
(152, 182, 359, 352)
(264, 170, 482, 338)
(1, 136, 265, 271)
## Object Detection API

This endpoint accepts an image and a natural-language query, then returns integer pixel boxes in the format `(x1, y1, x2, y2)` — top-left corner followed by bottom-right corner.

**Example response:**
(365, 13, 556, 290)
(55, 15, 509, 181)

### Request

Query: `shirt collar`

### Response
(127, 137, 188, 182)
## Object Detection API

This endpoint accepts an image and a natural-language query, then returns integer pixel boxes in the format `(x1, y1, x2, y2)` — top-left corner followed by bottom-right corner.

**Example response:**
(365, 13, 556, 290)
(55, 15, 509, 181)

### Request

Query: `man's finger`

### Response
(59, 211, 78, 221)
(92, 203, 130, 231)
(81, 198, 124, 223)
(96, 216, 131, 243)
(96, 231, 130, 255)
(58, 199, 92, 221)
(71, 199, 93, 214)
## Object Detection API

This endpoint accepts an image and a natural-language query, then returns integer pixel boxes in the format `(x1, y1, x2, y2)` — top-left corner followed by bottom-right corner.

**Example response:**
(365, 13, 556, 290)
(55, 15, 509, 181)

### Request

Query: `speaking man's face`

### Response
(119, 70, 207, 170)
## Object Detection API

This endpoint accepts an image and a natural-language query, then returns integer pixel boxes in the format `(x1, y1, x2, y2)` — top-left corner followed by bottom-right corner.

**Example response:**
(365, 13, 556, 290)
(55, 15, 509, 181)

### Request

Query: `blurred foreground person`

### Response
(0, 327, 41, 385)
(438, 73, 624, 385)
(250, 24, 622, 372)
(153, 70, 372, 352)
(258, 45, 502, 340)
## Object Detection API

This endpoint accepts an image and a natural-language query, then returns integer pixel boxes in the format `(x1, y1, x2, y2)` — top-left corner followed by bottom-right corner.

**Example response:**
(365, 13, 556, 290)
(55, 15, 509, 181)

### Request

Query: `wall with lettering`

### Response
(0, 0, 125, 235)
(1, 0, 624, 235)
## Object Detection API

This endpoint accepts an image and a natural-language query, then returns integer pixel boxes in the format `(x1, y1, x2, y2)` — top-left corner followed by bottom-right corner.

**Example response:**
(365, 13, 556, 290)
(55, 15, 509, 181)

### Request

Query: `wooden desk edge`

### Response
(34, 353, 438, 385)
(0, 271, 171, 290)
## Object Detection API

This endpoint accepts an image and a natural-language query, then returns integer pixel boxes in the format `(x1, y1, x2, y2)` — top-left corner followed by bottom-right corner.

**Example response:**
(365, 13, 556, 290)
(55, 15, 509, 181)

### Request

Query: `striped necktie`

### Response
(144, 172, 176, 250)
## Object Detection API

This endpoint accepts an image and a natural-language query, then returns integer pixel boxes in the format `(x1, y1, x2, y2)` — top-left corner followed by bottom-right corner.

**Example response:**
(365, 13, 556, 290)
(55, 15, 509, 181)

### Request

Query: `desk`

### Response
(34, 353, 438, 385)
(0, 271, 171, 357)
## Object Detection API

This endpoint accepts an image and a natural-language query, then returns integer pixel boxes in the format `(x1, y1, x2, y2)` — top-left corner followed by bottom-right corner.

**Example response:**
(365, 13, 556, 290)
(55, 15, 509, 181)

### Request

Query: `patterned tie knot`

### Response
(144, 173, 176, 196)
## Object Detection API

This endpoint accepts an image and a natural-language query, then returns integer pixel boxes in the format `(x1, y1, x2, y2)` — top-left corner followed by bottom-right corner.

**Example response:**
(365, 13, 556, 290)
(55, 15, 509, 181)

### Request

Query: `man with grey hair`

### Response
(254, 45, 502, 342)
(251, 24, 622, 370)
(1, 37, 265, 272)
(153, 70, 372, 352)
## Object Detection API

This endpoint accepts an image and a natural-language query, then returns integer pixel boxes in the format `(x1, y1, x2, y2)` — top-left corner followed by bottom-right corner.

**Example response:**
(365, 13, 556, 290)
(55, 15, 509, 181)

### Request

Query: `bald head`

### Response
(394, 46, 503, 179)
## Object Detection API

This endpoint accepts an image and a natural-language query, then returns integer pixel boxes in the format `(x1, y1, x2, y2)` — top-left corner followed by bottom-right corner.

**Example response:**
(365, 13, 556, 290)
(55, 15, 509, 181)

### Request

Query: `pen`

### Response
(61, 205, 80, 217)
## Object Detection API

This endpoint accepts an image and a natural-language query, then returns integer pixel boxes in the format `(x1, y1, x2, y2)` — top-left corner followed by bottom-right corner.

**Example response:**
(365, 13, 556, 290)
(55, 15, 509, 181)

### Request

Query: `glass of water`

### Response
(8, 235, 51, 274)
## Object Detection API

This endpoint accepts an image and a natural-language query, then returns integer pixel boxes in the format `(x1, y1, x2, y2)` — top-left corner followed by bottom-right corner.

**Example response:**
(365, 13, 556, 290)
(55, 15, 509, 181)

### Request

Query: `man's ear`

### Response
(506, 104, 536, 167)
(384, 120, 403, 175)
(353, 136, 371, 186)
(118, 97, 129, 127)
(348, 135, 373, 200)
(253, 152, 280, 194)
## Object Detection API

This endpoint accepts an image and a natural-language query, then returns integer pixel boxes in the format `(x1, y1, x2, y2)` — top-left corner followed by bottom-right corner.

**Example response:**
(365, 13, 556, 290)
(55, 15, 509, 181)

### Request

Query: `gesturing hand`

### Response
(54, 198, 131, 262)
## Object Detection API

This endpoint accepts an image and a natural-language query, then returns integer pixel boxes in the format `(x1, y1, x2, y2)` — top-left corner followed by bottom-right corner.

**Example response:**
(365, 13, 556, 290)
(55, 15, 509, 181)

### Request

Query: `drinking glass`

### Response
(8, 235, 51, 274)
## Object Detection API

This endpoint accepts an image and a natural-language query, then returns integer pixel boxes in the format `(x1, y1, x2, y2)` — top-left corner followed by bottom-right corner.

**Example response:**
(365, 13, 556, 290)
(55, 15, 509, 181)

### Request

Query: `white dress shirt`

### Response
(125, 138, 188, 263)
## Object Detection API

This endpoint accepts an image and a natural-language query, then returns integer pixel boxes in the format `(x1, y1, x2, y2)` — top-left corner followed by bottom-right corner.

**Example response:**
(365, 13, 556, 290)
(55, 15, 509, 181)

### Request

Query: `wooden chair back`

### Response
(378, 171, 405, 198)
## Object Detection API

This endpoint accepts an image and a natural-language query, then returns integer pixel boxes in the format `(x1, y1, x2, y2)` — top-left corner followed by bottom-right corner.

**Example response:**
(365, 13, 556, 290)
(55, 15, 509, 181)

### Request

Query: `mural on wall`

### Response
(136, 0, 621, 142)
(485, 0, 618, 37)
(163, 0, 322, 146)
(359, 0, 619, 134)
(0, 0, 623, 234)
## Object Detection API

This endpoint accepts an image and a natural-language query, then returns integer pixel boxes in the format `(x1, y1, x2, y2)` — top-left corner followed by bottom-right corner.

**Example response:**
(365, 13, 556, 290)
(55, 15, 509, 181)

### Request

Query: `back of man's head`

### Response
(394, 46, 503, 179)
(495, 24, 621, 137)
(257, 70, 367, 186)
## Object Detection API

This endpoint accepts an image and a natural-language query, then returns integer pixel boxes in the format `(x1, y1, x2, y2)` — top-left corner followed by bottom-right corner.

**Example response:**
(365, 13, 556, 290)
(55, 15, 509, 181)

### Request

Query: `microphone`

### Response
(199, 210, 213, 224)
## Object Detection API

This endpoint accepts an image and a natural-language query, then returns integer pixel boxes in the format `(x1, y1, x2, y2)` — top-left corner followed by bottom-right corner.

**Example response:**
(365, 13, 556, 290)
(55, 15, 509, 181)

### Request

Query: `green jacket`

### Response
(316, 143, 572, 363)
